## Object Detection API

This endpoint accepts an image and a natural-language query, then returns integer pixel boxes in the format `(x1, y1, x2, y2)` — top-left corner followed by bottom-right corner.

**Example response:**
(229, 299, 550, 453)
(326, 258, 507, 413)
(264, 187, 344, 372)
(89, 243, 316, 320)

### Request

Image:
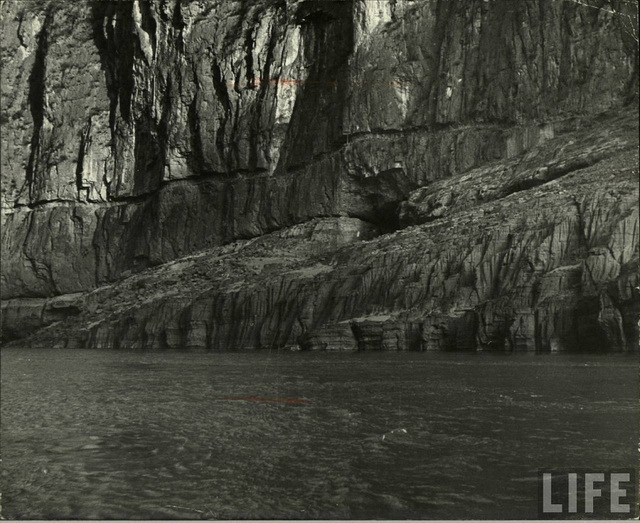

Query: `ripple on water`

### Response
(1, 350, 638, 519)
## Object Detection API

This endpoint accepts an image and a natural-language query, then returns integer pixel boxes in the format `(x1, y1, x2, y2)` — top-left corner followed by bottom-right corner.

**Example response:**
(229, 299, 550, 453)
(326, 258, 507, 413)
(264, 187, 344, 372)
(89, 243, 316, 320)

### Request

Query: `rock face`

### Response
(1, 0, 638, 351)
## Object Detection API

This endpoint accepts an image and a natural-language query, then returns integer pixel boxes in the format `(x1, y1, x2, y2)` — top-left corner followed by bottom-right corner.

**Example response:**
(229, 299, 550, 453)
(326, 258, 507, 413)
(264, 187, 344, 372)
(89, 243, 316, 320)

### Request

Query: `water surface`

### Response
(1, 349, 637, 519)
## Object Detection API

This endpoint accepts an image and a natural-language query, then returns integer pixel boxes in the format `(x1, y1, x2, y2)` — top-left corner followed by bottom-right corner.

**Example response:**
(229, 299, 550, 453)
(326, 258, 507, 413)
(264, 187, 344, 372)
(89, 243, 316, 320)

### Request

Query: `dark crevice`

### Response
(14, 198, 77, 210)
(25, 12, 52, 201)
(91, 2, 136, 127)
(75, 118, 93, 198)
(132, 116, 164, 196)
(16, 12, 27, 48)
(430, 0, 453, 125)
(187, 91, 204, 174)
(245, 28, 256, 89)
(211, 60, 231, 111)
(172, 0, 186, 53)
(157, 76, 173, 164)
(294, 2, 337, 25)
(571, 196, 590, 252)
(211, 59, 232, 164)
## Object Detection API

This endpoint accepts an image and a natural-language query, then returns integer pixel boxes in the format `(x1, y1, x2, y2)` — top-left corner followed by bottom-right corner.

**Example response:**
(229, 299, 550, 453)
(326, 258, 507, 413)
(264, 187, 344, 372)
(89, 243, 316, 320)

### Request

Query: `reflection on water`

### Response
(1, 349, 637, 519)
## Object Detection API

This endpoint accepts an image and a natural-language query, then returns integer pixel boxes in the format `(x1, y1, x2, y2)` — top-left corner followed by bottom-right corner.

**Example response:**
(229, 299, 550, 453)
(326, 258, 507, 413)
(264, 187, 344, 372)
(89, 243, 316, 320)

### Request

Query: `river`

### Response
(1, 349, 637, 519)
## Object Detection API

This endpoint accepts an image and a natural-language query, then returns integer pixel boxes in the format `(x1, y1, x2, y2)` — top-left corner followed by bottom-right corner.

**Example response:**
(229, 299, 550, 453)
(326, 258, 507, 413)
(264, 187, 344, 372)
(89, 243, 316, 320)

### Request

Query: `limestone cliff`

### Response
(1, 0, 638, 351)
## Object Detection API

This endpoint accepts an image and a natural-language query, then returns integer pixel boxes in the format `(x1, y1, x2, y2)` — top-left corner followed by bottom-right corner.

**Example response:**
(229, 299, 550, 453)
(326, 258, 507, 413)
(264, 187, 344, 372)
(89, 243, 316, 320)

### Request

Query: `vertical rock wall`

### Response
(1, 0, 637, 319)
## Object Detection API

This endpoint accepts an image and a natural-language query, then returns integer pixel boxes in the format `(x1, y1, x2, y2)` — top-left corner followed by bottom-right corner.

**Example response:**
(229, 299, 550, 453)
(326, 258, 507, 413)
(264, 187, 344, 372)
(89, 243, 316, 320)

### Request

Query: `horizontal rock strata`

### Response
(6, 109, 638, 351)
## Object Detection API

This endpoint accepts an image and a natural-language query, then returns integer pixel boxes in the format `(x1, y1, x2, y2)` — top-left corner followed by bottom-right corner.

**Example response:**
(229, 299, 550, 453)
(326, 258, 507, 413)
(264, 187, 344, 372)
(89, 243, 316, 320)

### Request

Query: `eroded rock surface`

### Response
(5, 110, 639, 351)
(1, 0, 638, 350)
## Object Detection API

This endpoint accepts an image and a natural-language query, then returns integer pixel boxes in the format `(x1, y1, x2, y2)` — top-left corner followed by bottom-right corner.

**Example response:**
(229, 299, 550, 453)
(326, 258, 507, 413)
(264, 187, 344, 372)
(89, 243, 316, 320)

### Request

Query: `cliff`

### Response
(1, 0, 638, 351)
